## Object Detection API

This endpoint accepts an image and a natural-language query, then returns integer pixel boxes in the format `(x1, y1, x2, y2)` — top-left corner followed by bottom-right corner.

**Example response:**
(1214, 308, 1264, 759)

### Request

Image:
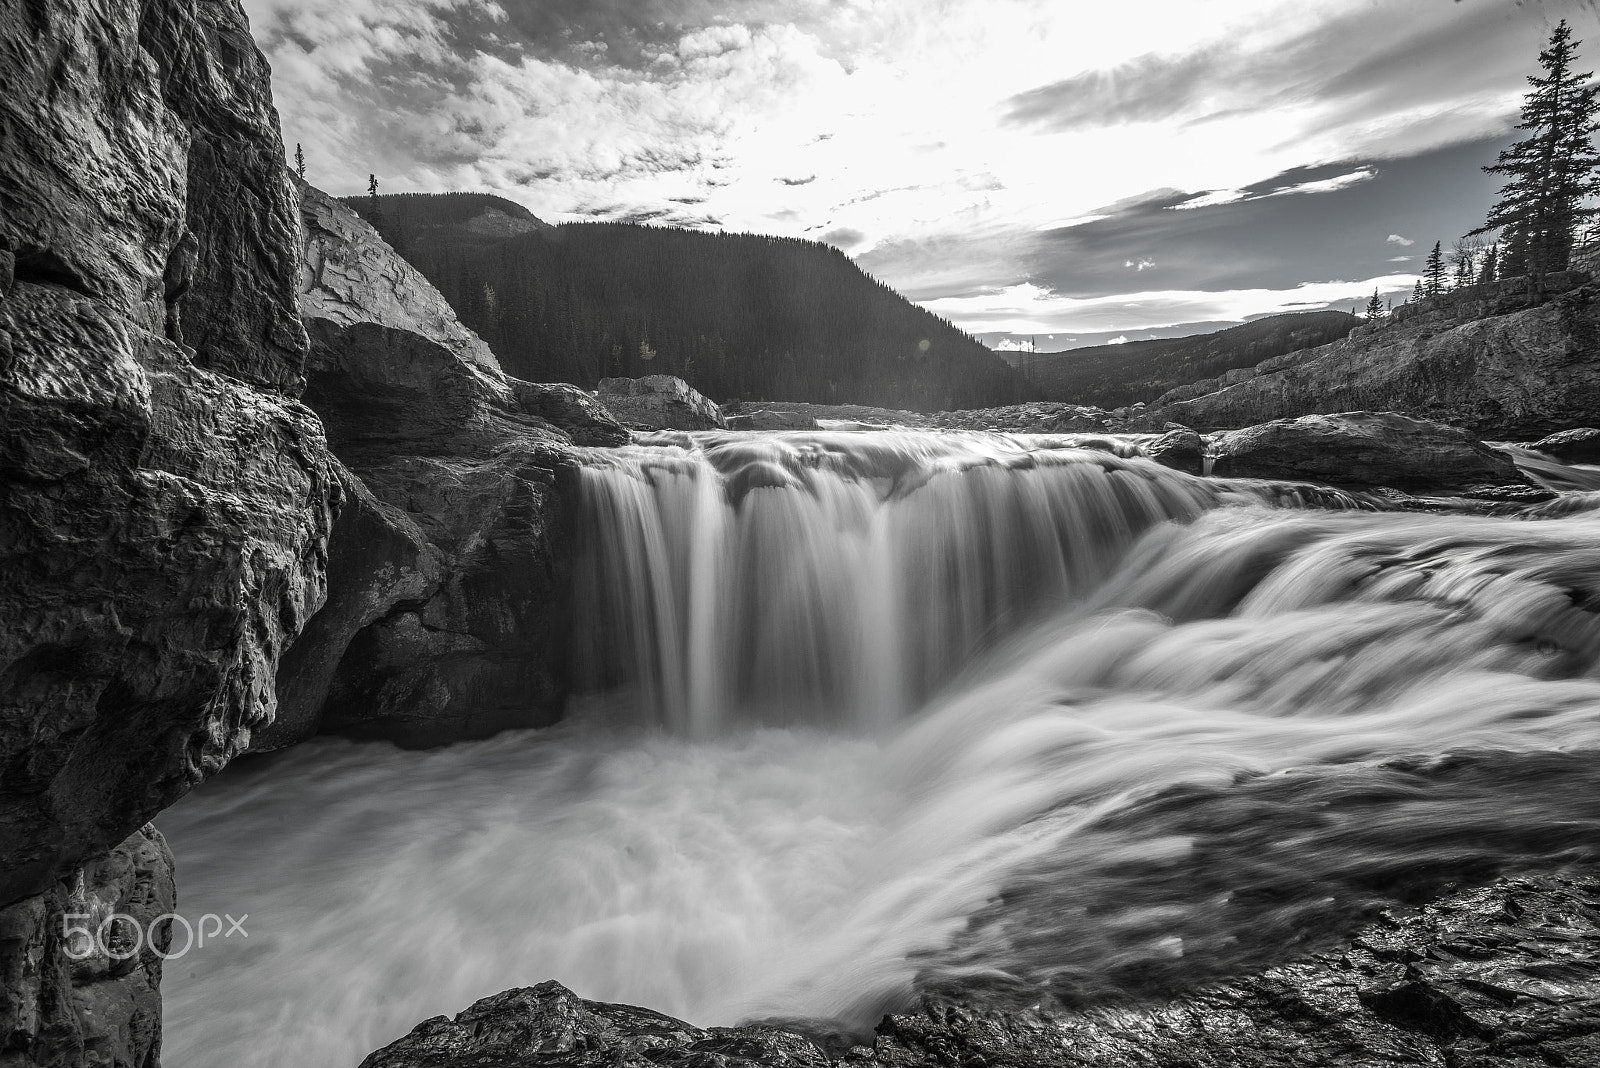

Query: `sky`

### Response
(246, 0, 1600, 350)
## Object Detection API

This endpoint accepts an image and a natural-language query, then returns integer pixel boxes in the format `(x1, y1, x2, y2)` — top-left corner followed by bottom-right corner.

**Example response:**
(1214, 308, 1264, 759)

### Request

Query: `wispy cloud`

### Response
(1387, 234, 1415, 246)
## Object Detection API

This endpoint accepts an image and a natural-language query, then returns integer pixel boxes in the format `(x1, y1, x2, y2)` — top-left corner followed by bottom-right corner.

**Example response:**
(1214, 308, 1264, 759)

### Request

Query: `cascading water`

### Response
(159, 430, 1600, 1067)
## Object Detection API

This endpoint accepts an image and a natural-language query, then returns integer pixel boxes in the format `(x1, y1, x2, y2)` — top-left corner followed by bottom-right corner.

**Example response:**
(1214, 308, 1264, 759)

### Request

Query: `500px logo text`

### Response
(62, 912, 248, 961)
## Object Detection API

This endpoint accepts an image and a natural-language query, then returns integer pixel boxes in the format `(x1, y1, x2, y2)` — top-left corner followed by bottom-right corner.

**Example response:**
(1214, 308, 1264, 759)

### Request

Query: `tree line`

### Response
(1365, 18, 1600, 321)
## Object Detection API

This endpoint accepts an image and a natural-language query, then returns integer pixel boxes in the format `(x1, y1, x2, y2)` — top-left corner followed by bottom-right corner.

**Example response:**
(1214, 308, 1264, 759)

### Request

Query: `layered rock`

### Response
(1529, 427, 1600, 464)
(262, 185, 627, 748)
(360, 871, 1600, 1068)
(1209, 412, 1526, 492)
(1146, 275, 1600, 438)
(597, 375, 726, 430)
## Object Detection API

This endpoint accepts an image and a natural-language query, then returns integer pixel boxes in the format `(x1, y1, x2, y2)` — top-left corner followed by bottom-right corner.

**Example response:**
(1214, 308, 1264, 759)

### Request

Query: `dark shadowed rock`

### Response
(1210, 412, 1524, 492)
(268, 185, 625, 746)
(598, 375, 727, 430)
(0, 826, 175, 1068)
(359, 980, 831, 1068)
(1144, 428, 1205, 475)
(1147, 276, 1600, 438)
(1529, 427, 1600, 464)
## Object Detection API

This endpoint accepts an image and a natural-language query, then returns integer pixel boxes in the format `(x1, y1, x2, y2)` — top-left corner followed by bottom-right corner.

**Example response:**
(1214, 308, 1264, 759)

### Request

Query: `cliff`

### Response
(261, 183, 627, 748)
(1146, 275, 1600, 437)
(0, 0, 337, 1062)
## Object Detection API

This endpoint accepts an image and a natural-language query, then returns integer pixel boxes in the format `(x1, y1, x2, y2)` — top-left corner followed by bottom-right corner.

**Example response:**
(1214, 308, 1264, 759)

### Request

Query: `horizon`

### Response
(251, 0, 1600, 351)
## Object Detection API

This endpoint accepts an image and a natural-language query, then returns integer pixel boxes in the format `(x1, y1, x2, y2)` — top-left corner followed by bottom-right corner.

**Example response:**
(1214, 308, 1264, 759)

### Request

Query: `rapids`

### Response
(161, 431, 1600, 1067)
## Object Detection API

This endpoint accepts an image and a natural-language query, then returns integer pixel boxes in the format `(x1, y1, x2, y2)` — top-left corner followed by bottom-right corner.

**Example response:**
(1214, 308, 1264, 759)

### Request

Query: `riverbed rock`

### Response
(597, 375, 727, 430)
(1145, 276, 1600, 438)
(1144, 428, 1205, 475)
(266, 185, 625, 747)
(1528, 427, 1600, 464)
(1209, 412, 1525, 491)
(360, 871, 1600, 1068)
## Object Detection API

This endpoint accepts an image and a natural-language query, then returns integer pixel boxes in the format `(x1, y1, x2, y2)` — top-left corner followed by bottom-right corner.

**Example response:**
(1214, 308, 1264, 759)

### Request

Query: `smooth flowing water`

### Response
(161, 431, 1600, 1066)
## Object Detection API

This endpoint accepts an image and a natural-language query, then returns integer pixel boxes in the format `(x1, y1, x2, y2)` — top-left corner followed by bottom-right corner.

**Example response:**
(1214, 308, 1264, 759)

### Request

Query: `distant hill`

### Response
(346, 193, 1031, 411)
(1016, 312, 1361, 409)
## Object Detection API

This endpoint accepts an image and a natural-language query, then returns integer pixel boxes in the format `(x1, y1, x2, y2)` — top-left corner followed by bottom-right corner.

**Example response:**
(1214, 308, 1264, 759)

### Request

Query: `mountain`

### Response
(1014, 311, 1360, 409)
(347, 193, 1032, 411)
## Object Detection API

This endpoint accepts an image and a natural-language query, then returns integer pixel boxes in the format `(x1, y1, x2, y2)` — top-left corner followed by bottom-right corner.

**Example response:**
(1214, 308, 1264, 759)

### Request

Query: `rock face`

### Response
(361, 871, 1600, 1068)
(1146, 275, 1600, 438)
(0, 0, 335, 905)
(1, 0, 339, 1060)
(262, 185, 627, 748)
(597, 375, 726, 430)
(1210, 412, 1525, 491)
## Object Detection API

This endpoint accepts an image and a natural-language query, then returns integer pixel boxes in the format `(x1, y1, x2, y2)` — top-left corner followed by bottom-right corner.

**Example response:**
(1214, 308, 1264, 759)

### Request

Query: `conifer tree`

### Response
(1472, 20, 1600, 277)
(366, 173, 386, 233)
(1423, 241, 1448, 294)
(1364, 288, 1385, 320)
(1412, 278, 1425, 302)
(1451, 237, 1480, 287)
(1478, 244, 1500, 283)
(295, 143, 305, 180)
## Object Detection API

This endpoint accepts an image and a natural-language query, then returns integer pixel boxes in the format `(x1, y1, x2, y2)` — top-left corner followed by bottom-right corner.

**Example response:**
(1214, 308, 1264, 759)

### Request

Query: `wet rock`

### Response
(727, 407, 821, 430)
(1146, 276, 1600, 439)
(1144, 428, 1205, 475)
(1210, 412, 1525, 492)
(598, 374, 727, 430)
(1528, 427, 1600, 464)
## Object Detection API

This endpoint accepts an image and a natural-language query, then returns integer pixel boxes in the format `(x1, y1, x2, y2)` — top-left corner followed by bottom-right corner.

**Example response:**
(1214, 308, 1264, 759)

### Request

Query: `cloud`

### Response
(1124, 258, 1156, 271)
(1107, 335, 1130, 345)
(1387, 234, 1415, 246)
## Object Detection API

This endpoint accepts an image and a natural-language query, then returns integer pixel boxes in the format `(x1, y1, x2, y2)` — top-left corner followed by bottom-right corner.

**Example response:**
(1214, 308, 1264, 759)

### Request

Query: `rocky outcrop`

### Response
(597, 375, 726, 430)
(1529, 427, 1600, 464)
(1146, 275, 1600, 438)
(927, 402, 1111, 433)
(360, 871, 1600, 1068)
(1210, 412, 1525, 491)
(1144, 427, 1205, 475)
(1, 0, 340, 1059)
(0, 0, 335, 906)
(262, 185, 626, 748)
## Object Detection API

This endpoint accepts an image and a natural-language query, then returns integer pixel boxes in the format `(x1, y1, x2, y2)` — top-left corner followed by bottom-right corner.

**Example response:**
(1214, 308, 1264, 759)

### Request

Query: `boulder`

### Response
(1144, 428, 1205, 475)
(727, 407, 821, 431)
(1146, 276, 1600, 439)
(1209, 412, 1524, 492)
(597, 374, 727, 430)
(1529, 427, 1600, 464)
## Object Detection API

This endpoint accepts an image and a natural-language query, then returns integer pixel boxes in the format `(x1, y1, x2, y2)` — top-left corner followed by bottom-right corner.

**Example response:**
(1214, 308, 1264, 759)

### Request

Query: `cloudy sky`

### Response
(247, 0, 1600, 350)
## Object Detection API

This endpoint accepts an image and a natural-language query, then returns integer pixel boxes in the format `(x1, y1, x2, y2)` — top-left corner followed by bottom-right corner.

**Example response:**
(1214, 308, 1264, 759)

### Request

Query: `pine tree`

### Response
(1471, 19, 1600, 277)
(1364, 288, 1385, 320)
(1478, 244, 1500, 283)
(294, 143, 305, 180)
(1412, 278, 1425, 302)
(1423, 241, 1448, 294)
(366, 173, 386, 233)
(1451, 237, 1480, 287)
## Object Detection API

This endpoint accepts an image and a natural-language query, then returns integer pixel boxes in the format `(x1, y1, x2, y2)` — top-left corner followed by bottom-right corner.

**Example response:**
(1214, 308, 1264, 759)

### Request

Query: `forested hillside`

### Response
(350, 194, 1031, 410)
(1016, 311, 1360, 408)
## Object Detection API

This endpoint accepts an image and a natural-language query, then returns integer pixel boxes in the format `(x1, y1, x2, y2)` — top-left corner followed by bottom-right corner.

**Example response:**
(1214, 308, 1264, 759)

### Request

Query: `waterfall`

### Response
(159, 430, 1600, 1068)
(572, 431, 1234, 733)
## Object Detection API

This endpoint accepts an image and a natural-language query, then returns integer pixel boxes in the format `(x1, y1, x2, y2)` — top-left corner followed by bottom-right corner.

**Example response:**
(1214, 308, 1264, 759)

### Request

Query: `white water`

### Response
(161, 431, 1600, 1066)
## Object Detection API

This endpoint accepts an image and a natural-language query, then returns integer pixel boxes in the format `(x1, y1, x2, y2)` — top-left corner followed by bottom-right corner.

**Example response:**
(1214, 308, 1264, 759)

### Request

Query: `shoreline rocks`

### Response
(597, 375, 726, 430)
(359, 869, 1600, 1068)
